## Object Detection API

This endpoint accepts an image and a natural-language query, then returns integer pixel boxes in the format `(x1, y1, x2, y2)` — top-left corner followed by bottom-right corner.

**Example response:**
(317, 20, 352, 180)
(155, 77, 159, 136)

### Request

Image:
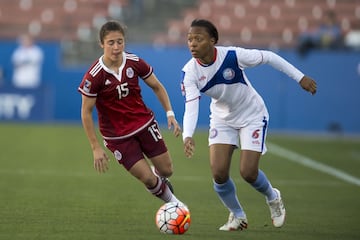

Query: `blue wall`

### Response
(0, 41, 359, 134)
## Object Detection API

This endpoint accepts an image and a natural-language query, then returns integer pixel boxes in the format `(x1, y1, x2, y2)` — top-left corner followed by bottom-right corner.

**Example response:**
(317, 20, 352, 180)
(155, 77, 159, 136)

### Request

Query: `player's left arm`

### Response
(144, 73, 181, 137)
(299, 75, 317, 95)
(258, 50, 317, 95)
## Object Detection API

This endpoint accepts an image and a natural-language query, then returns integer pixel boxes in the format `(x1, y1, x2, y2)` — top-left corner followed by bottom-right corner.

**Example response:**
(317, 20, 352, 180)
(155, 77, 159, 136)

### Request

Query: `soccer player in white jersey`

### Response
(78, 20, 183, 206)
(181, 19, 317, 231)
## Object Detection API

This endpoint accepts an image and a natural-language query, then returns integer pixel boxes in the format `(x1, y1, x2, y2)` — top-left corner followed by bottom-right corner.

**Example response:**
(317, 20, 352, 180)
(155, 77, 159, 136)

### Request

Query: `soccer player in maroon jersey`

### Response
(78, 20, 182, 204)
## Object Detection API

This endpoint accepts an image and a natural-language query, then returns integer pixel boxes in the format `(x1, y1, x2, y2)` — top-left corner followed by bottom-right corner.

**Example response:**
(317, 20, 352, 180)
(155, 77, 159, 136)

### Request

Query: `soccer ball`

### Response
(155, 202, 191, 234)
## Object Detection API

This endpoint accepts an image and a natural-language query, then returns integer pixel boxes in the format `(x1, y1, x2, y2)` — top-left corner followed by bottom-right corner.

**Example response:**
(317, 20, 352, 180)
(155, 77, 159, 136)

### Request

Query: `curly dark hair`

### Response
(190, 19, 219, 44)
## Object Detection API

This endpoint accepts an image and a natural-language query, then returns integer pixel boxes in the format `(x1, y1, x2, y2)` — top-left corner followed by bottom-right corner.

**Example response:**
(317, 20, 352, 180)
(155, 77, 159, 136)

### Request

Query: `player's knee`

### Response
(156, 164, 173, 178)
(158, 167, 173, 178)
(152, 154, 174, 177)
(210, 165, 229, 183)
(240, 169, 257, 183)
(212, 173, 229, 184)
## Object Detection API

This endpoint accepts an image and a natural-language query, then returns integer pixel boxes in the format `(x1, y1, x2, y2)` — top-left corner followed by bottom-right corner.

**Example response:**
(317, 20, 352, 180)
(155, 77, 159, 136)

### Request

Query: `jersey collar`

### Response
(196, 47, 217, 67)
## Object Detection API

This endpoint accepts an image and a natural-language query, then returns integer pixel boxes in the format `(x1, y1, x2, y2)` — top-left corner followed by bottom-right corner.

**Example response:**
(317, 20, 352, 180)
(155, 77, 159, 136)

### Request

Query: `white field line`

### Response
(267, 142, 360, 187)
(0, 169, 344, 186)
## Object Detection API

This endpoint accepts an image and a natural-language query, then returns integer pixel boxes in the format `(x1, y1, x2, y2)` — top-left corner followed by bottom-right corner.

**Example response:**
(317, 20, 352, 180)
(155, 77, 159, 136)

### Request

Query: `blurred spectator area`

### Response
(0, 0, 195, 64)
(155, 0, 360, 49)
(0, 0, 129, 64)
(1, 0, 359, 64)
(0, 0, 125, 40)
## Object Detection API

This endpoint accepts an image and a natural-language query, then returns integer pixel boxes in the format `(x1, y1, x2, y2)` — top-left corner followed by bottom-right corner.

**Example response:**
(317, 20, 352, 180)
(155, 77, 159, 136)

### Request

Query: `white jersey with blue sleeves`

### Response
(181, 46, 304, 139)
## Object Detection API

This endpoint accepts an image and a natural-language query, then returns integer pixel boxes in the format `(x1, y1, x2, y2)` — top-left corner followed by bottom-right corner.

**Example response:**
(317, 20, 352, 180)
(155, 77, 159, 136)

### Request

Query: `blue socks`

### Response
(213, 178, 246, 218)
(213, 170, 277, 217)
(251, 169, 277, 201)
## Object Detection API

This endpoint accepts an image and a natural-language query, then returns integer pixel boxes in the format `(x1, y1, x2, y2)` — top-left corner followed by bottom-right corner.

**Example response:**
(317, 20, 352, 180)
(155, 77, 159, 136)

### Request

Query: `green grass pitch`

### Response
(0, 123, 359, 240)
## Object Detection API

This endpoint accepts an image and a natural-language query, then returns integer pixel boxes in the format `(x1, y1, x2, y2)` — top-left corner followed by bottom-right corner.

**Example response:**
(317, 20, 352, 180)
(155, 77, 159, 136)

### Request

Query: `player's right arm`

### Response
(181, 67, 200, 158)
(182, 98, 199, 158)
(184, 136, 196, 158)
(81, 95, 109, 173)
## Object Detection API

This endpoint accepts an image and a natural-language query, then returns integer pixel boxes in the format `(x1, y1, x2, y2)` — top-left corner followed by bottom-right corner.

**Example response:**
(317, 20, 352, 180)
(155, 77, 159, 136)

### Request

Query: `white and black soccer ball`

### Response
(155, 202, 191, 234)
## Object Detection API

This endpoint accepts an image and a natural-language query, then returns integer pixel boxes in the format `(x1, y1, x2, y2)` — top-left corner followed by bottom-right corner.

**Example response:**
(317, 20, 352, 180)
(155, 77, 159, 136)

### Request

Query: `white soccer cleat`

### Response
(219, 212, 248, 231)
(267, 188, 286, 227)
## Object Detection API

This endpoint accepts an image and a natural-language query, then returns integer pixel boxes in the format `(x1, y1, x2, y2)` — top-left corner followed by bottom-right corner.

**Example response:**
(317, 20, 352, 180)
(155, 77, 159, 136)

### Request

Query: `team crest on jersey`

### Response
(222, 68, 235, 80)
(209, 128, 218, 139)
(83, 79, 91, 93)
(126, 67, 134, 78)
(114, 150, 122, 161)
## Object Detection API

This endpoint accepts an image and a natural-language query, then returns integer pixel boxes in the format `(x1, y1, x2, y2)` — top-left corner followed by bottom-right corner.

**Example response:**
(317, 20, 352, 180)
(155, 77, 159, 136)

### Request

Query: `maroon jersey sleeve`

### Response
(78, 59, 104, 97)
(126, 53, 153, 80)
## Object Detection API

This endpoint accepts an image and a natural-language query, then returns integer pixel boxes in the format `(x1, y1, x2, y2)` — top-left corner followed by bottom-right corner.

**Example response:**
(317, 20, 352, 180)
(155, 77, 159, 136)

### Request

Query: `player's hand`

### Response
(184, 137, 195, 158)
(168, 116, 181, 137)
(299, 76, 317, 95)
(93, 147, 110, 173)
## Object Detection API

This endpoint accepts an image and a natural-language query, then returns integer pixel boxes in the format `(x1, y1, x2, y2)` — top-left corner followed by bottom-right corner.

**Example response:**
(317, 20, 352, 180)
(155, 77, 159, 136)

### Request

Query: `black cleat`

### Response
(162, 177, 174, 194)
(151, 165, 175, 193)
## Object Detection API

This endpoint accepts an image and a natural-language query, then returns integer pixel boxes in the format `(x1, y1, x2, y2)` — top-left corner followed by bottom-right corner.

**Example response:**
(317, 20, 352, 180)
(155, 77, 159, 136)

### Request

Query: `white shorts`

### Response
(208, 117, 268, 154)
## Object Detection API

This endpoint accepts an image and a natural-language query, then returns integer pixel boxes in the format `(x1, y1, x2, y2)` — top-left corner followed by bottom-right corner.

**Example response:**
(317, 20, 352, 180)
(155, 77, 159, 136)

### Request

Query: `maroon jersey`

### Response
(78, 52, 155, 139)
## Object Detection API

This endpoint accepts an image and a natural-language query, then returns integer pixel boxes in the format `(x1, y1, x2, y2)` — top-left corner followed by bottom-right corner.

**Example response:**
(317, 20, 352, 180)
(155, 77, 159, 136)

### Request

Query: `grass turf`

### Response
(0, 123, 359, 240)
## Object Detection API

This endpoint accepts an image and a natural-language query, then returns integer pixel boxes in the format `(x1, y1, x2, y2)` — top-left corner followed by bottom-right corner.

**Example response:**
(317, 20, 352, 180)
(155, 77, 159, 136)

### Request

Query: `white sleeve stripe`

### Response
(78, 87, 97, 97)
(142, 67, 153, 79)
(89, 62, 102, 77)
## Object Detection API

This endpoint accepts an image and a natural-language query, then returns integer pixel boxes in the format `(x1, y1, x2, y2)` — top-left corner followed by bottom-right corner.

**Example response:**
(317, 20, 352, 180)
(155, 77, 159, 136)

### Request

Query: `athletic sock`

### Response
(147, 175, 180, 203)
(250, 169, 277, 201)
(213, 178, 246, 218)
